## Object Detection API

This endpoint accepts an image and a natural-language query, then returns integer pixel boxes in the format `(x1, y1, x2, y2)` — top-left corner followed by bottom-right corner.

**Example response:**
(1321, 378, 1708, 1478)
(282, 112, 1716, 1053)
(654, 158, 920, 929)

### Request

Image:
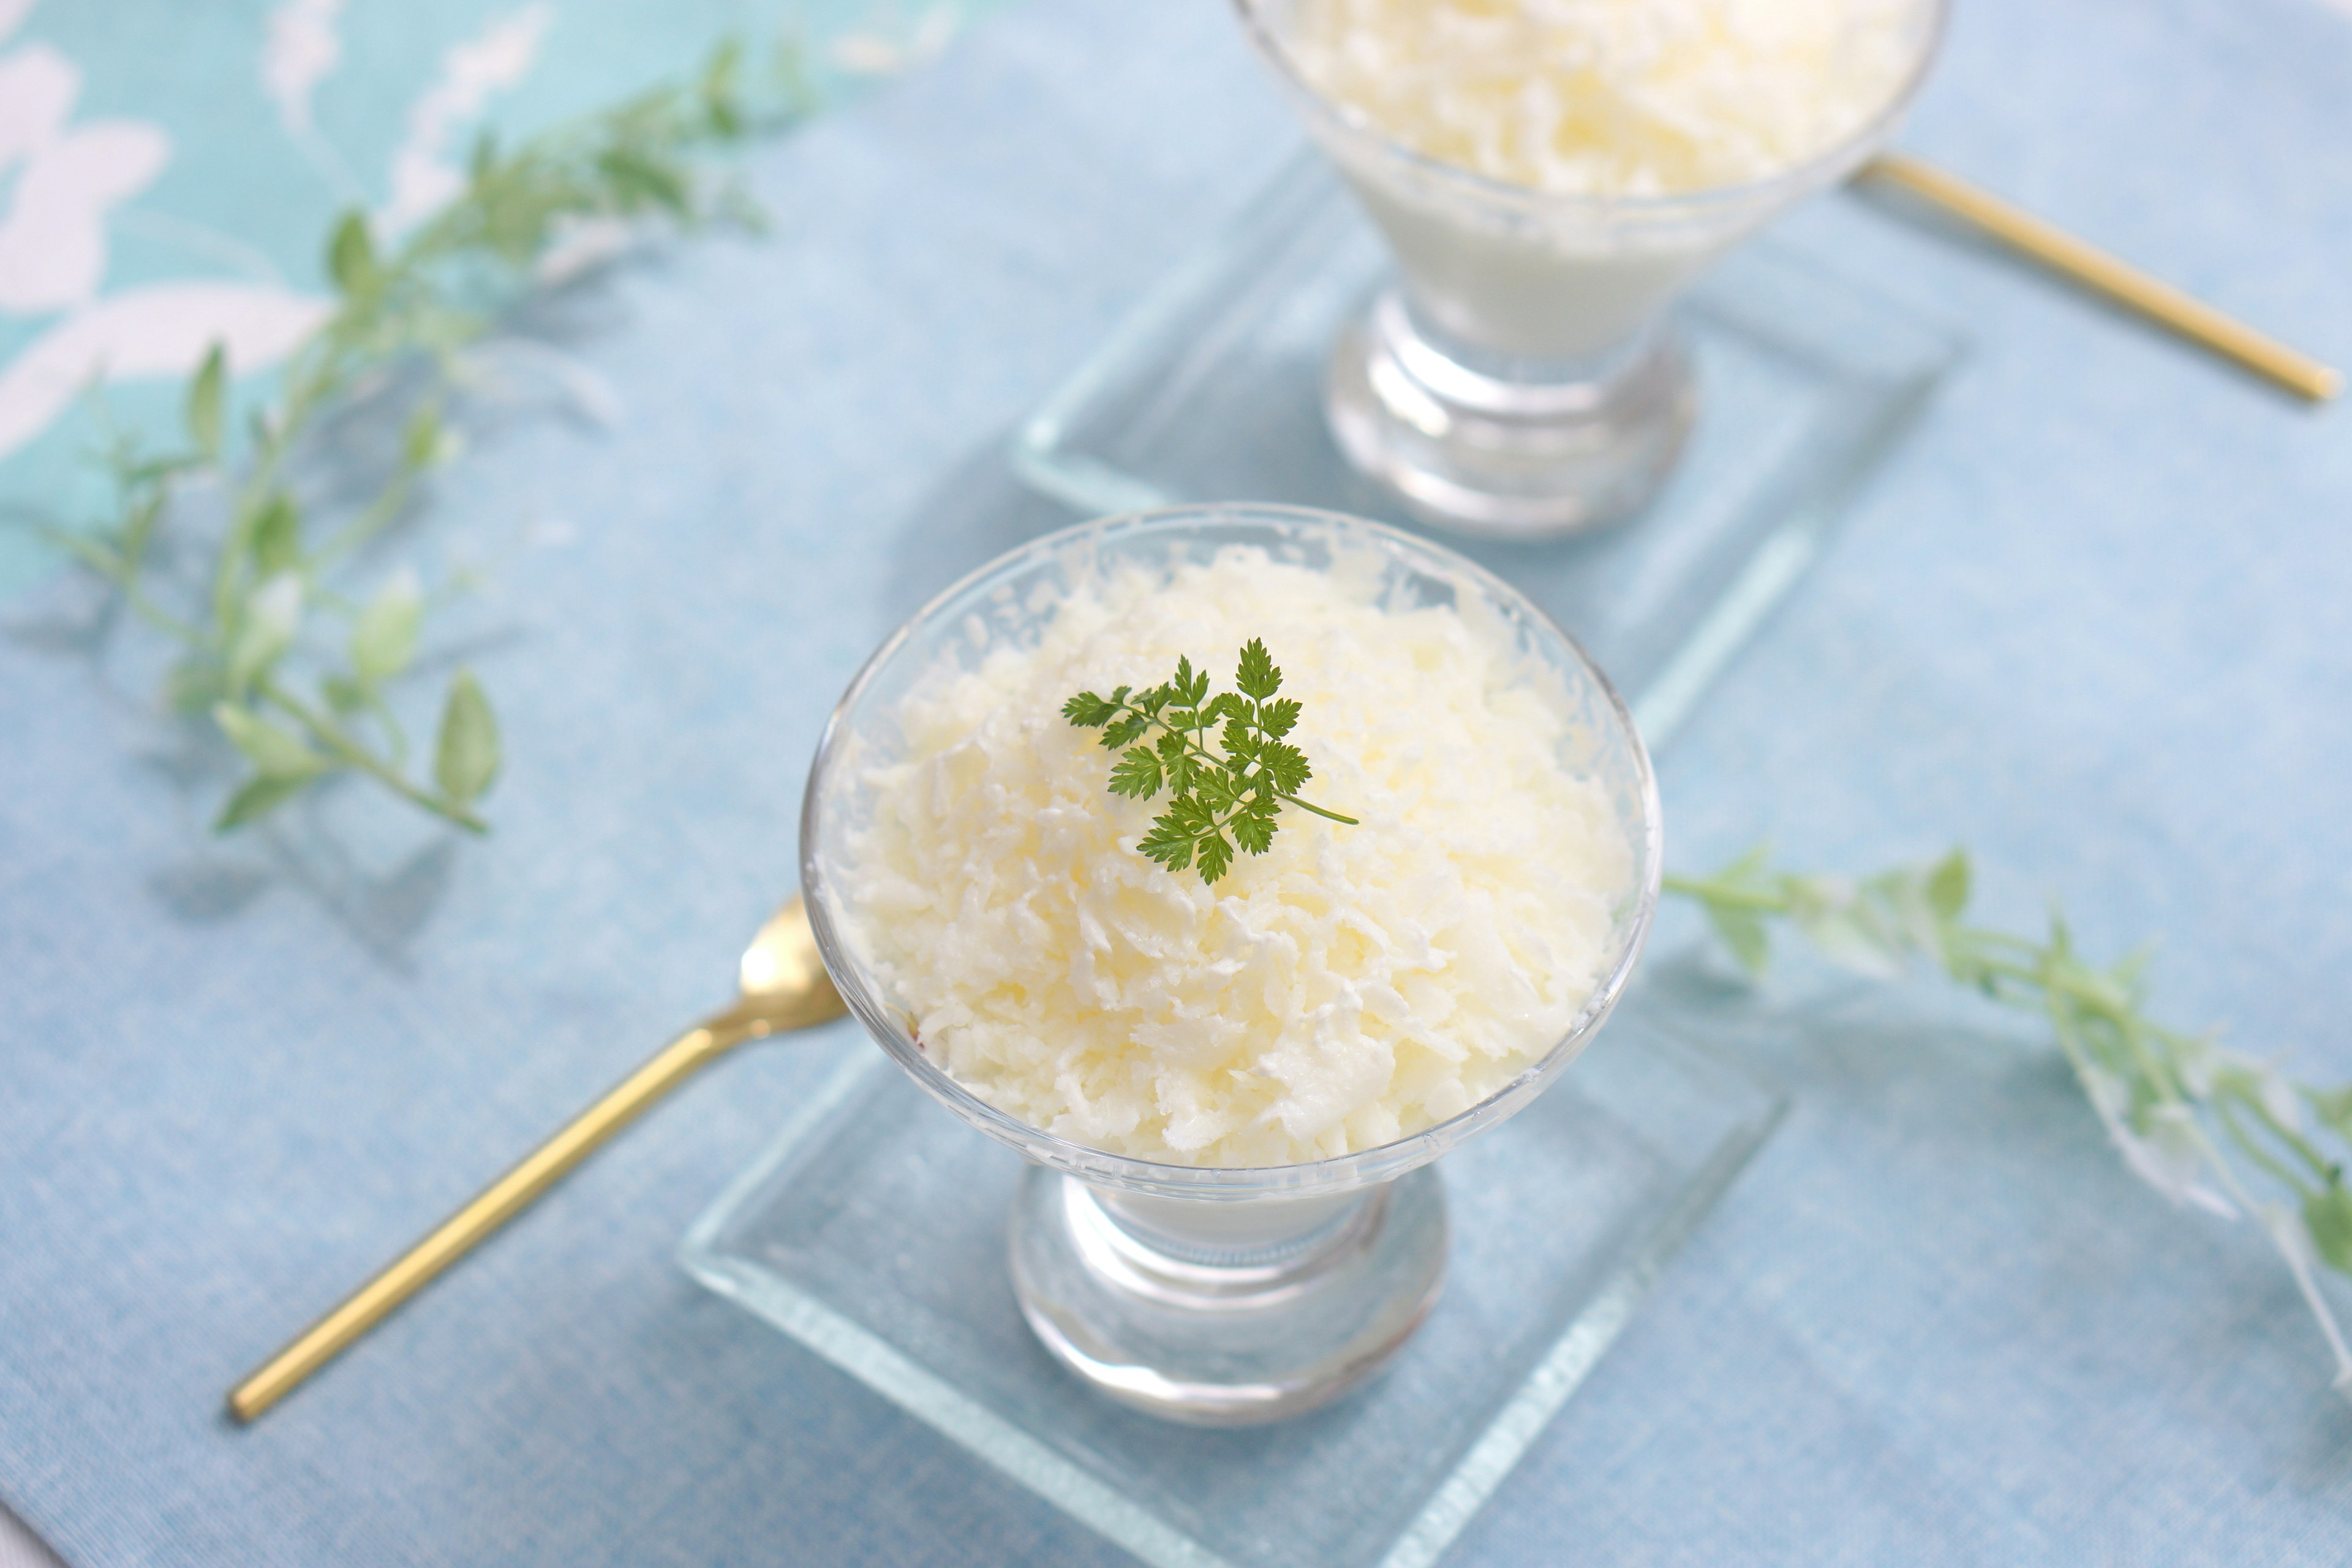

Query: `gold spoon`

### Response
(1861, 153, 2342, 402)
(227, 893, 846, 1422)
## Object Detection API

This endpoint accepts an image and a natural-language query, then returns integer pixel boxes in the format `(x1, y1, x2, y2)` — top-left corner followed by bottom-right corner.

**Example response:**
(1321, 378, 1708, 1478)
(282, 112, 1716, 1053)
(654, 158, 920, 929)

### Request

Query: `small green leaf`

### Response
(323, 674, 368, 714)
(404, 403, 445, 470)
(226, 571, 304, 694)
(1235, 638, 1280, 701)
(597, 148, 689, 216)
(700, 37, 745, 135)
(166, 659, 221, 715)
(1101, 715, 1149, 750)
(1107, 747, 1162, 800)
(2307, 1182, 2352, 1275)
(2307, 1085, 2352, 1139)
(1138, 815, 1195, 873)
(433, 669, 500, 804)
(1061, 691, 1115, 728)
(1195, 831, 1234, 884)
(1231, 803, 1276, 856)
(1259, 741, 1311, 797)
(1259, 697, 1301, 739)
(1926, 848, 1972, 921)
(351, 567, 423, 685)
(187, 344, 227, 458)
(214, 774, 312, 833)
(328, 211, 377, 295)
(251, 493, 301, 576)
(1719, 842, 1775, 888)
(212, 701, 323, 780)
(1705, 903, 1772, 977)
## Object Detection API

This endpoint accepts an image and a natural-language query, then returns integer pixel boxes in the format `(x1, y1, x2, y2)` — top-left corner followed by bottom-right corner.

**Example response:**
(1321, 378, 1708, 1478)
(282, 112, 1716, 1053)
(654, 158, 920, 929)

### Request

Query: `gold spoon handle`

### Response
(1862, 152, 2342, 402)
(227, 1021, 745, 1423)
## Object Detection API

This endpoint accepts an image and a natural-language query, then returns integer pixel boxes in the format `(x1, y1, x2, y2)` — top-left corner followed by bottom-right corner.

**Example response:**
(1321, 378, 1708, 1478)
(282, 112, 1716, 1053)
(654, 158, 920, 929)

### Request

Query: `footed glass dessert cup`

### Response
(800, 503, 1662, 1425)
(1232, 0, 1945, 540)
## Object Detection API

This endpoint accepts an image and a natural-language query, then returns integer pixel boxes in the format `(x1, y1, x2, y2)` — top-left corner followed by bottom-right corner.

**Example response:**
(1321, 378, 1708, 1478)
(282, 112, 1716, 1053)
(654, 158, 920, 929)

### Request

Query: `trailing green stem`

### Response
(1668, 843, 2352, 1397)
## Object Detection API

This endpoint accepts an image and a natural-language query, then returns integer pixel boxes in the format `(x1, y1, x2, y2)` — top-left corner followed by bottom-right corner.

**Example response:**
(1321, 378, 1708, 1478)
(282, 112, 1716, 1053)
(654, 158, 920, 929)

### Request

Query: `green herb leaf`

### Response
(1108, 747, 1162, 800)
(597, 148, 690, 216)
(187, 344, 227, 459)
(328, 211, 377, 295)
(250, 492, 301, 576)
(165, 657, 224, 715)
(433, 669, 500, 805)
(322, 674, 368, 714)
(225, 571, 304, 694)
(1061, 691, 1117, 727)
(352, 568, 423, 686)
(212, 701, 323, 780)
(1705, 902, 1773, 976)
(701, 37, 744, 134)
(1195, 830, 1234, 884)
(1066, 641, 1352, 886)
(2307, 1086, 2352, 1141)
(1235, 637, 1280, 701)
(1229, 797, 1278, 856)
(214, 773, 312, 833)
(1259, 741, 1311, 797)
(404, 403, 447, 470)
(1926, 848, 1971, 921)
(2308, 1181, 2352, 1275)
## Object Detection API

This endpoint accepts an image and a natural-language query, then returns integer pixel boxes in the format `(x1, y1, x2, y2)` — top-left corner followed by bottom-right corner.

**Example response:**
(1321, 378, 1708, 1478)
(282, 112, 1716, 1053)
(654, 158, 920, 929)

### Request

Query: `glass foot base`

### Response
(1009, 1166, 1448, 1426)
(680, 1003, 1787, 1568)
(1327, 292, 1698, 538)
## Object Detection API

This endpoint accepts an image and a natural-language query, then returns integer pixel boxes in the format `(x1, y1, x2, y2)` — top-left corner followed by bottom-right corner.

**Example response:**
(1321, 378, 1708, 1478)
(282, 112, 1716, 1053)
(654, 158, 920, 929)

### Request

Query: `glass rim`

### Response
(1229, 0, 1950, 222)
(799, 503, 1664, 1199)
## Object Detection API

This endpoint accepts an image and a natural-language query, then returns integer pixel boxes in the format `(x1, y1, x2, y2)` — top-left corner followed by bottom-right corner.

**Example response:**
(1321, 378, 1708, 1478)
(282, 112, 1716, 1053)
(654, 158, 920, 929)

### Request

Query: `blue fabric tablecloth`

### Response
(4, 0, 2352, 1562)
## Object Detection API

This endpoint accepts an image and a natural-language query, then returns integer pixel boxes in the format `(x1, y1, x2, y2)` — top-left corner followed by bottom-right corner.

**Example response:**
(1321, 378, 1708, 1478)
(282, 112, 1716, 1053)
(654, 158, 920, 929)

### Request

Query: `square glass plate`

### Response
(680, 1003, 1787, 1568)
(1011, 156, 1964, 746)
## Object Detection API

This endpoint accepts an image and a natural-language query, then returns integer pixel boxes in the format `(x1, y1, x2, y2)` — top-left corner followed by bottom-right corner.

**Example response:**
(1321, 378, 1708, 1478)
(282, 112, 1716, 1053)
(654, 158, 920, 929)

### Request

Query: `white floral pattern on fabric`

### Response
(0, 43, 172, 313)
(378, 5, 553, 238)
(0, 0, 988, 475)
(263, 0, 344, 137)
(0, 283, 331, 457)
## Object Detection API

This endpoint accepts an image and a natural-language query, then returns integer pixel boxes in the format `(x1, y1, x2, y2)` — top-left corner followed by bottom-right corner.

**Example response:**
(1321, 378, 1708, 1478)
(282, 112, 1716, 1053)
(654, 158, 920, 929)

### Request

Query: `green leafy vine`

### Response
(1670, 845, 2352, 1393)
(45, 39, 797, 834)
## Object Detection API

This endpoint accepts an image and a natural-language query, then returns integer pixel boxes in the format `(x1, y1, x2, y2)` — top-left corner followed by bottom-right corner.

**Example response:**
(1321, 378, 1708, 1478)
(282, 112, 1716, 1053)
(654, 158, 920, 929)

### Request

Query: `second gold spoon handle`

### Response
(226, 1022, 742, 1423)
(1862, 152, 2342, 402)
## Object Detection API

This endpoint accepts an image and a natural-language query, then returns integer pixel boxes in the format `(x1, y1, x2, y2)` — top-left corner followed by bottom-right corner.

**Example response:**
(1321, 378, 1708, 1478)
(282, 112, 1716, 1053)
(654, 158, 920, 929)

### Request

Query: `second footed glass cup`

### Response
(1234, 0, 1945, 539)
(801, 505, 1662, 1424)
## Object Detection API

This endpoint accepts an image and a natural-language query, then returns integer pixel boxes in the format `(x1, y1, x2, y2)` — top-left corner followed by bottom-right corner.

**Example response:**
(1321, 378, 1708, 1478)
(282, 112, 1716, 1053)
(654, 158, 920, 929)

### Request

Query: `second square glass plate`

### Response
(1012, 155, 1964, 746)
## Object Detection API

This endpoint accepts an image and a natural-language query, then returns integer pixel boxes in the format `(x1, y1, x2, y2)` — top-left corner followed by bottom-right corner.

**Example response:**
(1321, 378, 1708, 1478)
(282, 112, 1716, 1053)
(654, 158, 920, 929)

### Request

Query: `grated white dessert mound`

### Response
(834, 548, 1635, 1168)
(1287, 0, 1920, 199)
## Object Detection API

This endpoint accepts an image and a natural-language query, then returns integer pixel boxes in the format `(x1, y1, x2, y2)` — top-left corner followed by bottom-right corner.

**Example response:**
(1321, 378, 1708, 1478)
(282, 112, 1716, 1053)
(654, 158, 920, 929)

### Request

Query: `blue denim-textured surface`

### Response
(4, 0, 2352, 1563)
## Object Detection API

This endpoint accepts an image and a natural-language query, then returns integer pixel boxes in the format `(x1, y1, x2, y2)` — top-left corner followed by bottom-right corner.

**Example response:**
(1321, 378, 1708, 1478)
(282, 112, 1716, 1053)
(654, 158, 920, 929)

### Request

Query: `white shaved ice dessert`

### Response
(832, 547, 1635, 1167)
(1287, 0, 1920, 199)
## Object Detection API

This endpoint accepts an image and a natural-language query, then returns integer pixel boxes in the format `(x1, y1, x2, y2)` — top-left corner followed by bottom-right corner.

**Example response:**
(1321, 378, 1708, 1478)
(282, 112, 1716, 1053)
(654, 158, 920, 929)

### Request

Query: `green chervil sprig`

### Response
(1063, 638, 1357, 886)
(45, 39, 797, 835)
(1670, 845, 2352, 1395)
